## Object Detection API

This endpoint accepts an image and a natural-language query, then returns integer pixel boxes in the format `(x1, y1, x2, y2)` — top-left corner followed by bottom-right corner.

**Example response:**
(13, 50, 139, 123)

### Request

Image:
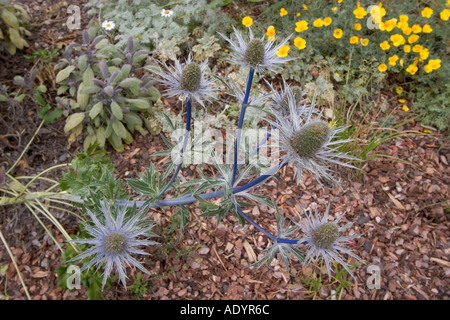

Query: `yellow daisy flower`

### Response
(428, 59, 441, 70)
(402, 27, 413, 35)
(350, 36, 359, 44)
(333, 29, 343, 39)
(360, 38, 369, 46)
(441, 9, 450, 21)
(323, 17, 332, 26)
(422, 24, 432, 33)
(412, 44, 423, 53)
(294, 37, 306, 50)
(280, 8, 288, 17)
(408, 34, 419, 44)
(399, 15, 409, 22)
(403, 45, 411, 53)
(390, 34, 406, 46)
(314, 18, 324, 27)
(402, 105, 409, 112)
(420, 48, 429, 60)
(266, 25, 276, 41)
(421, 7, 433, 18)
(378, 63, 387, 72)
(388, 55, 399, 66)
(380, 40, 391, 50)
(242, 16, 253, 27)
(355, 23, 362, 31)
(295, 20, 308, 33)
(406, 64, 418, 75)
(411, 24, 422, 34)
(396, 86, 403, 95)
(276, 45, 290, 57)
(354, 6, 368, 19)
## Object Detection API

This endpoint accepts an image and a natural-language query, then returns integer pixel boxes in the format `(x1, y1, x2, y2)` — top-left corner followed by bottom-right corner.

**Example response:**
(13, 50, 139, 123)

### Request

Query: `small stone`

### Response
(364, 240, 372, 252)
(357, 216, 370, 225)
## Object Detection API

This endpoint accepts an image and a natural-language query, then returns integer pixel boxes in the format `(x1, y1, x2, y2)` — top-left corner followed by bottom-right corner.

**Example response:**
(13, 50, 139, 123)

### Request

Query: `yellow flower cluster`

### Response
(249, 1, 446, 70)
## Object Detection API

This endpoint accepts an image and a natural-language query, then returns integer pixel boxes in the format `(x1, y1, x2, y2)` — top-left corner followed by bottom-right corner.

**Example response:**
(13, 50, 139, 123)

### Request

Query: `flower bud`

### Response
(105, 232, 127, 254)
(311, 223, 339, 249)
(244, 39, 265, 67)
(290, 120, 330, 159)
(180, 63, 201, 93)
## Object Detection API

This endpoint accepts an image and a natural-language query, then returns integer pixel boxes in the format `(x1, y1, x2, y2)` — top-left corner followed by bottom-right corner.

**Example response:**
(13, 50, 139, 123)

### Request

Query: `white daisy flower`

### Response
(294, 204, 363, 278)
(267, 93, 357, 186)
(151, 53, 216, 107)
(161, 9, 174, 17)
(218, 26, 295, 74)
(69, 202, 157, 289)
(101, 20, 115, 31)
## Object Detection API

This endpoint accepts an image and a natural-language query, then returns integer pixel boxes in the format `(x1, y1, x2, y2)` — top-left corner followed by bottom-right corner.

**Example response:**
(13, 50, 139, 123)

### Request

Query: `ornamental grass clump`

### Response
(66, 23, 363, 290)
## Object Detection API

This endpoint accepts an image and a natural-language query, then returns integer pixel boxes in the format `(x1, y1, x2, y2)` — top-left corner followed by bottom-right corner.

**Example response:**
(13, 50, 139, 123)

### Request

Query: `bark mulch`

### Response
(0, 0, 448, 301)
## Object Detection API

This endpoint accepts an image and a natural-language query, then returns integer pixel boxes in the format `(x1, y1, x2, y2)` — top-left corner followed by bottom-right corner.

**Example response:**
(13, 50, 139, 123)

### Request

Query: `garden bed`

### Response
(0, 0, 449, 300)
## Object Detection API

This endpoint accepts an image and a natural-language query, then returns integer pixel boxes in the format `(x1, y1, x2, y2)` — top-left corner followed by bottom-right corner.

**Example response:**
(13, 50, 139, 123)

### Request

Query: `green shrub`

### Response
(0, 0, 30, 55)
(55, 27, 162, 152)
(85, 0, 234, 60)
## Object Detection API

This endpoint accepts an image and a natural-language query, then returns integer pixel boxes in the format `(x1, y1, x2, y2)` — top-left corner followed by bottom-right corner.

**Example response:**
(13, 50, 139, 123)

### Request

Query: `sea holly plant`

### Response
(55, 27, 161, 152)
(67, 26, 364, 290)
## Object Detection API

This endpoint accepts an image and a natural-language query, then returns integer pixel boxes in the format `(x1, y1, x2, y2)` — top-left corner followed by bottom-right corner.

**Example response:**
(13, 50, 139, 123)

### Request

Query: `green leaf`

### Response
(126, 98, 150, 110)
(42, 109, 63, 124)
(34, 91, 46, 107)
(118, 78, 141, 96)
(77, 83, 90, 110)
(82, 67, 94, 87)
(0, 94, 8, 102)
(1, 9, 19, 28)
(78, 54, 88, 71)
(56, 65, 76, 83)
(147, 86, 161, 101)
(112, 120, 128, 139)
(110, 101, 123, 121)
(57, 85, 69, 95)
(96, 126, 106, 148)
(89, 102, 103, 119)
(81, 85, 101, 95)
(64, 113, 85, 132)
(8, 27, 24, 49)
(14, 93, 26, 102)
(84, 134, 97, 151)
(108, 132, 124, 152)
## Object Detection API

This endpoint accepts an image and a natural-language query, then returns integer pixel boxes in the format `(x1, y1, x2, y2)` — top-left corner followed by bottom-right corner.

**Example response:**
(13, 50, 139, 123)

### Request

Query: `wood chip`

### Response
(430, 257, 450, 268)
(243, 241, 257, 263)
(388, 193, 405, 210)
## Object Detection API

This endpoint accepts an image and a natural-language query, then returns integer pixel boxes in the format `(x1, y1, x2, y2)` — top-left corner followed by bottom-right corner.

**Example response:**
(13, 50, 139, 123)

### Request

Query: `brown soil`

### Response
(0, 0, 448, 301)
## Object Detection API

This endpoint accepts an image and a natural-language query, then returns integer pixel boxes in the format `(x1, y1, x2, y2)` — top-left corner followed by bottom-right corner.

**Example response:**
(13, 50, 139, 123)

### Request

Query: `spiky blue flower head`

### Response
(218, 27, 295, 74)
(267, 96, 357, 186)
(152, 53, 216, 107)
(69, 202, 157, 289)
(265, 78, 309, 113)
(295, 204, 363, 278)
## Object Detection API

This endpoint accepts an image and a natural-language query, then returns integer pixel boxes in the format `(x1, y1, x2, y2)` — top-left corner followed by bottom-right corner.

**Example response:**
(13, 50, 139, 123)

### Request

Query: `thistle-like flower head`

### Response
(265, 78, 309, 114)
(69, 202, 157, 289)
(295, 204, 363, 278)
(152, 54, 216, 106)
(219, 27, 295, 73)
(268, 94, 357, 186)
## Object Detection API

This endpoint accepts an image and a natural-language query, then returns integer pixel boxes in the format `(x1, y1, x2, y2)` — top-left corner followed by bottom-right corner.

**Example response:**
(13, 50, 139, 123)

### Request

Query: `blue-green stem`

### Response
(117, 161, 287, 208)
(156, 98, 192, 199)
(231, 67, 255, 187)
(233, 205, 299, 244)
